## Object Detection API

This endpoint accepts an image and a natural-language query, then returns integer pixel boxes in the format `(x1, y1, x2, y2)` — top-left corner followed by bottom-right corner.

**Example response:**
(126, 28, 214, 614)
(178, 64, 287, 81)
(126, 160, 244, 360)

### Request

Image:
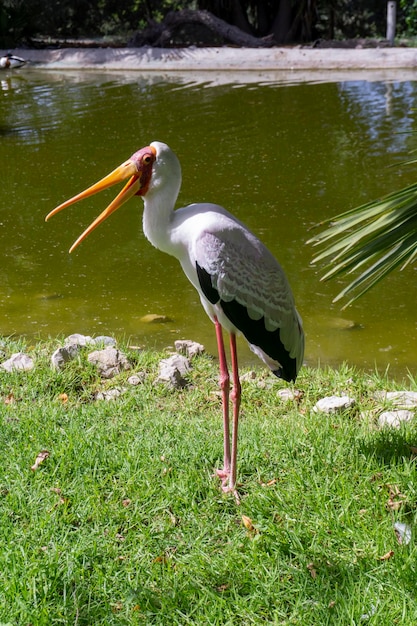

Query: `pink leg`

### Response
(229, 333, 241, 493)
(214, 317, 231, 487)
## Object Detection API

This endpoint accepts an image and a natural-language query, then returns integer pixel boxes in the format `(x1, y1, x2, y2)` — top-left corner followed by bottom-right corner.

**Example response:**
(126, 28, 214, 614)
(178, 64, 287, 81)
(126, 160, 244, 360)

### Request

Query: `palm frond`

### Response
(308, 180, 417, 307)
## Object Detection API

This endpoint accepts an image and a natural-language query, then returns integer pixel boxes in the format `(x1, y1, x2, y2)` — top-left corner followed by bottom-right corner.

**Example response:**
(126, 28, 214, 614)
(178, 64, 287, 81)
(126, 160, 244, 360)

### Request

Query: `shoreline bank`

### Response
(2, 46, 417, 71)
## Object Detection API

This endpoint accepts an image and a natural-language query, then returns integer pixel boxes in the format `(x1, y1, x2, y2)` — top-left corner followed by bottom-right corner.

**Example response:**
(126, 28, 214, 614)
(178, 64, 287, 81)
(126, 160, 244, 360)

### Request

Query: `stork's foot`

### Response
(214, 468, 241, 504)
(215, 467, 231, 490)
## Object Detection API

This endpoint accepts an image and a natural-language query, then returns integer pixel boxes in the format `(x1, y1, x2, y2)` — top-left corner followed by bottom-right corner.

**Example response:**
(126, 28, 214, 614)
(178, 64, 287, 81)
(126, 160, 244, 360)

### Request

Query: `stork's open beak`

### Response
(45, 159, 140, 253)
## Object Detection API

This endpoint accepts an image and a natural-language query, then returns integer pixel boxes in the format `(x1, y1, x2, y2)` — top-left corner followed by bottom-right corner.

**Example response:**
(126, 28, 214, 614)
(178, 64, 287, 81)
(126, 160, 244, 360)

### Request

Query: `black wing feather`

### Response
(196, 261, 220, 304)
(196, 262, 297, 382)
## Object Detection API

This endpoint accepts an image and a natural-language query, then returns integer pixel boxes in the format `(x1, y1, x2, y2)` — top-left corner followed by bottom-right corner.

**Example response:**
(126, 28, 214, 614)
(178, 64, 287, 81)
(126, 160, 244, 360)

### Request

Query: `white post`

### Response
(387, 1, 397, 45)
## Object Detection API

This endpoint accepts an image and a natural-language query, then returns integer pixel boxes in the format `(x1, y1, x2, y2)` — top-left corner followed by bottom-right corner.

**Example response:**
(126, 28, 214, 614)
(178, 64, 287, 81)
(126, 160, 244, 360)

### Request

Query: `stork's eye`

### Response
(143, 154, 152, 165)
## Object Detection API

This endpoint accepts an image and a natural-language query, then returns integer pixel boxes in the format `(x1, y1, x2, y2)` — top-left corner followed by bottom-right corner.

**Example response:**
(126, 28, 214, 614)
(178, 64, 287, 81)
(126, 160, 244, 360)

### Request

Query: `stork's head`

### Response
(45, 141, 180, 252)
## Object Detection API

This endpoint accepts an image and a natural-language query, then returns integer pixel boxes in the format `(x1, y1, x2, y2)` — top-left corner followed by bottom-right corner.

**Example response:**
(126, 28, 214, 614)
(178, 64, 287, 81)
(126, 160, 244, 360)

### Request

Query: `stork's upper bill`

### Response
(45, 145, 156, 252)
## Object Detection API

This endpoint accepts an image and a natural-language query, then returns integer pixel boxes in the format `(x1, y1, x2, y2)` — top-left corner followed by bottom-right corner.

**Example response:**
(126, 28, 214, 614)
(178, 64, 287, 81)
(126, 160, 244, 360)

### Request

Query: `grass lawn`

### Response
(0, 338, 417, 625)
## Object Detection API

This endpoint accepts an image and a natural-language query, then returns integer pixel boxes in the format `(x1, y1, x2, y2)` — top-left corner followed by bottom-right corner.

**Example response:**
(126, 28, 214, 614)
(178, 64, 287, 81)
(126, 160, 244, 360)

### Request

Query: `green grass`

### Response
(1, 339, 417, 624)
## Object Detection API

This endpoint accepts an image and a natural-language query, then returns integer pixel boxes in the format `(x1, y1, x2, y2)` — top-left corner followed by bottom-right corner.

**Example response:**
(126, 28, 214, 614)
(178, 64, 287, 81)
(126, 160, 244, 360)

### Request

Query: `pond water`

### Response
(1, 68, 416, 377)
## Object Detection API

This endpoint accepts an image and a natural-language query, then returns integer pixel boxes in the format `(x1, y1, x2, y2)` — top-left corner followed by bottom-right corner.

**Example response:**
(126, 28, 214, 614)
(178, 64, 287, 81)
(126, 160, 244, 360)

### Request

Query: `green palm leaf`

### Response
(308, 180, 417, 308)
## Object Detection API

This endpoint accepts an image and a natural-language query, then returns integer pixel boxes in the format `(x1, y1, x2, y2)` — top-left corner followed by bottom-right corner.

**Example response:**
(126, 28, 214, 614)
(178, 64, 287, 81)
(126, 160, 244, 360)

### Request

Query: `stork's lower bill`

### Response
(46, 141, 304, 500)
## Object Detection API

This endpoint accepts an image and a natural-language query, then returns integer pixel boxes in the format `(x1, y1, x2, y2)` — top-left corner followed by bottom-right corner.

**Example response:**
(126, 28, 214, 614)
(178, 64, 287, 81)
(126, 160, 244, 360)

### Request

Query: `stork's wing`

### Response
(194, 229, 304, 381)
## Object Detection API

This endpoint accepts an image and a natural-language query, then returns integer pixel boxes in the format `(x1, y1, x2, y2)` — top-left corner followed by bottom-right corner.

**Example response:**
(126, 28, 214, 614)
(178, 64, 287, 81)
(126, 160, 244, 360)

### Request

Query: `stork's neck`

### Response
(142, 185, 177, 255)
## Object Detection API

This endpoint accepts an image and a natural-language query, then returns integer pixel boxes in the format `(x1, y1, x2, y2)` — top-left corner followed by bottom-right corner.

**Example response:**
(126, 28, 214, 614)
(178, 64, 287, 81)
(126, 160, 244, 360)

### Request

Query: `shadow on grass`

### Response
(359, 427, 416, 466)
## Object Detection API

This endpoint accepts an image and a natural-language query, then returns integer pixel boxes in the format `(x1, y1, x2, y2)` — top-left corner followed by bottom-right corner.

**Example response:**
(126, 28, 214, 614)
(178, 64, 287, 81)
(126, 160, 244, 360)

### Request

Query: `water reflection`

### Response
(1, 68, 416, 377)
(339, 80, 416, 148)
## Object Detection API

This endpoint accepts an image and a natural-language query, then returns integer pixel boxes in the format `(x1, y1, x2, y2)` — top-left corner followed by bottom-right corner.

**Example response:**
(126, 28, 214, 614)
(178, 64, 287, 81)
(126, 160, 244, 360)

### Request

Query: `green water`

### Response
(1, 69, 416, 376)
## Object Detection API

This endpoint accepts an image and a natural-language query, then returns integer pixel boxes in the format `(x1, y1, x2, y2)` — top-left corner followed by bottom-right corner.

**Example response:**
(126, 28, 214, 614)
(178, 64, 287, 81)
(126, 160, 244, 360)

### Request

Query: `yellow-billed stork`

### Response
(46, 141, 304, 499)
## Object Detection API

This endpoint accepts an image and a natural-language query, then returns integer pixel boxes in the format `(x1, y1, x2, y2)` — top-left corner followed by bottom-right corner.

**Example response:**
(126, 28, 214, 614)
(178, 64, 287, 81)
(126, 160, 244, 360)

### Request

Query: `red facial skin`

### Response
(130, 146, 156, 196)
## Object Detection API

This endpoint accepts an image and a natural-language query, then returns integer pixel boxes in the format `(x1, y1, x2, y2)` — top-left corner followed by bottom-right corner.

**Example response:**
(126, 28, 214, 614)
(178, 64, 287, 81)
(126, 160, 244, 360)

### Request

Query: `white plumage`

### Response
(46, 141, 304, 499)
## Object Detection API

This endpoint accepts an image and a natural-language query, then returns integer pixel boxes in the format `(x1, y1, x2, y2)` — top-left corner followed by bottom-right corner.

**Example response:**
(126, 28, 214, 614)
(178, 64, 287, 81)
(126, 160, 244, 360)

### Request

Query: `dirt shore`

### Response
(2, 46, 417, 72)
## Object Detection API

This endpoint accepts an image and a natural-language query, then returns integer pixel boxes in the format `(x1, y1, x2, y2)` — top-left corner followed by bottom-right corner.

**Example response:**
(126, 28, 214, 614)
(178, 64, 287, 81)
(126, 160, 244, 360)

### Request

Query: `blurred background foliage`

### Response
(0, 0, 415, 48)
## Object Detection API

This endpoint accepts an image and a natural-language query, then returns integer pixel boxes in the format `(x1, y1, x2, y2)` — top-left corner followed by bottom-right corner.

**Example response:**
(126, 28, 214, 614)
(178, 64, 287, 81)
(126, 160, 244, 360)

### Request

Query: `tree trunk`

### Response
(230, 0, 253, 35)
(272, 0, 293, 44)
(129, 9, 275, 48)
(256, 0, 270, 37)
(386, 1, 396, 45)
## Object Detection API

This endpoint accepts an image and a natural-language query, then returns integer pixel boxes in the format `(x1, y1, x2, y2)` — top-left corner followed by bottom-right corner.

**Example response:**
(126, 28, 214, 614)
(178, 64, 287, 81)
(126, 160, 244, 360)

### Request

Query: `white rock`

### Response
(93, 335, 117, 347)
(277, 388, 297, 402)
(375, 391, 417, 408)
(1, 352, 34, 372)
(159, 367, 186, 388)
(313, 395, 355, 414)
(174, 339, 205, 359)
(87, 347, 131, 379)
(127, 373, 146, 385)
(157, 354, 190, 388)
(160, 354, 190, 376)
(94, 388, 124, 401)
(51, 344, 79, 370)
(240, 371, 257, 382)
(65, 333, 95, 347)
(378, 410, 414, 428)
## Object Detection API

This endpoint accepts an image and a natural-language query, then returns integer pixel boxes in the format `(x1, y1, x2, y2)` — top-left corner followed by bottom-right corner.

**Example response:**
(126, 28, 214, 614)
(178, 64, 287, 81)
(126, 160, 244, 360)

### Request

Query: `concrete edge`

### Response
(2, 46, 417, 71)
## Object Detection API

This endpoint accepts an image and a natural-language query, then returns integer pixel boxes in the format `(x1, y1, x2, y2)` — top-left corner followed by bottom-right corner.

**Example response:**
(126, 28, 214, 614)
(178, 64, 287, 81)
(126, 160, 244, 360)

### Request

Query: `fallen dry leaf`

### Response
(111, 602, 123, 613)
(384, 484, 406, 512)
(241, 515, 256, 532)
(167, 510, 177, 526)
(31, 450, 50, 471)
(122, 498, 131, 507)
(49, 488, 67, 510)
(58, 393, 68, 404)
(370, 472, 383, 483)
(260, 477, 277, 487)
(48, 493, 68, 513)
(386, 484, 401, 496)
(153, 554, 168, 564)
(387, 498, 403, 512)
(307, 562, 317, 579)
(4, 392, 16, 405)
(379, 550, 394, 561)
